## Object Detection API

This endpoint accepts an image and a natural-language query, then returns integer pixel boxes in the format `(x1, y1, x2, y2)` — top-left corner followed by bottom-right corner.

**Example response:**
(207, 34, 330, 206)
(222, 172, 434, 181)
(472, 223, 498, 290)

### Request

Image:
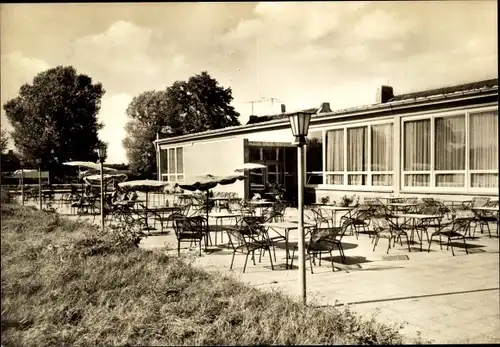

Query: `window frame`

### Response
(159, 146, 185, 183)
(401, 105, 498, 193)
(305, 118, 395, 191)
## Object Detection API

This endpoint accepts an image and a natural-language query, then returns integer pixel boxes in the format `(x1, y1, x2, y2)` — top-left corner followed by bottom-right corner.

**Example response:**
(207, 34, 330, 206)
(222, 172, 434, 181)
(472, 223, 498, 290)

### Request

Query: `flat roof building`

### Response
(154, 78, 499, 204)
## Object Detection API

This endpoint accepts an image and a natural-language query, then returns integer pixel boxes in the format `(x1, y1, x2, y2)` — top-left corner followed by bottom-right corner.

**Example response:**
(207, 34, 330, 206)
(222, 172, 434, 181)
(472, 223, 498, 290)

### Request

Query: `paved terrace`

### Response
(21, 196, 500, 344)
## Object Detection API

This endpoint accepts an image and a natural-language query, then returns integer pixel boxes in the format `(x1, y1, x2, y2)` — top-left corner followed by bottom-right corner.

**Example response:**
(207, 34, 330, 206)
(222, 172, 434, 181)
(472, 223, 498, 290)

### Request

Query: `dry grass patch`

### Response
(1, 204, 426, 346)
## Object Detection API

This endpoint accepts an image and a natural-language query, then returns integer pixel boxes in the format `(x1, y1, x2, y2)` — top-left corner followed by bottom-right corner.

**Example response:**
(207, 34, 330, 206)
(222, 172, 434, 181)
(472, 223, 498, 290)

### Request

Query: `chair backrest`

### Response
(404, 197, 418, 204)
(388, 197, 405, 204)
(417, 205, 440, 215)
(174, 216, 205, 238)
(472, 197, 490, 207)
(486, 200, 499, 207)
(311, 208, 330, 227)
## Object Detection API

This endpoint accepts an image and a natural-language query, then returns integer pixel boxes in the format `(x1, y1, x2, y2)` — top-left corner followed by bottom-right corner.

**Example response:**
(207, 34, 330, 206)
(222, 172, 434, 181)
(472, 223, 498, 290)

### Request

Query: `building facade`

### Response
(154, 78, 499, 204)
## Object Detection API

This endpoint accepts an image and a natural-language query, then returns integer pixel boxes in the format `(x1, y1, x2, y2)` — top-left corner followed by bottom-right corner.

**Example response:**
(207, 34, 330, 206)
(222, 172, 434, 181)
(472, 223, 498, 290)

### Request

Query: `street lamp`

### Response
(36, 158, 42, 210)
(97, 144, 107, 230)
(287, 111, 312, 304)
(20, 160, 24, 206)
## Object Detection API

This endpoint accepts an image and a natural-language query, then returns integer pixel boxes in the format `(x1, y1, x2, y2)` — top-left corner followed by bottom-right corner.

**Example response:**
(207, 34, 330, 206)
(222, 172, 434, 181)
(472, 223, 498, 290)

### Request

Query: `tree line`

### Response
(1, 66, 241, 181)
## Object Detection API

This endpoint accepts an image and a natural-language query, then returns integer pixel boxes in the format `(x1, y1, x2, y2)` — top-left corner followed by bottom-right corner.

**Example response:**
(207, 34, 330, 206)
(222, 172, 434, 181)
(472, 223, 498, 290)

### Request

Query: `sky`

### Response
(1, 1, 497, 164)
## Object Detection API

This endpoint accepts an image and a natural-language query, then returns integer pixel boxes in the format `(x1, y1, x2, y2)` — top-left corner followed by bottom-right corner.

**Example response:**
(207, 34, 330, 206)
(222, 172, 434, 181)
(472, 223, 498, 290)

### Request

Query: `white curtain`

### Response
(372, 124, 393, 171)
(404, 120, 430, 186)
(176, 148, 183, 174)
(326, 129, 343, 171)
(347, 127, 367, 171)
(435, 115, 465, 170)
(404, 119, 430, 171)
(168, 148, 176, 175)
(470, 110, 498, 187)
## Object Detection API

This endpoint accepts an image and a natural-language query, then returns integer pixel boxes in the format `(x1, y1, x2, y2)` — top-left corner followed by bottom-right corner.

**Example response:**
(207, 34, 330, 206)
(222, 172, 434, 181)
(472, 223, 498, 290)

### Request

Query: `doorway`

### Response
(246, 142, 298, 206)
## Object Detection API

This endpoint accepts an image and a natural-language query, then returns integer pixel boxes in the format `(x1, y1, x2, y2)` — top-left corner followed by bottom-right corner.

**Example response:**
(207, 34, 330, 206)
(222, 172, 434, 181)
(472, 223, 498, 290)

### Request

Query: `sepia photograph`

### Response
(1, 1, 498, 345)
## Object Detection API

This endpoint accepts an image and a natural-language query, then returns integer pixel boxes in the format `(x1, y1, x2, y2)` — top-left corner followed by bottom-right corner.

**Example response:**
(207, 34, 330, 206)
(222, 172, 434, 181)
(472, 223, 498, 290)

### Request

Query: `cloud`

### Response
(97, 93, 133, 164)
(352, 9, 415, 41)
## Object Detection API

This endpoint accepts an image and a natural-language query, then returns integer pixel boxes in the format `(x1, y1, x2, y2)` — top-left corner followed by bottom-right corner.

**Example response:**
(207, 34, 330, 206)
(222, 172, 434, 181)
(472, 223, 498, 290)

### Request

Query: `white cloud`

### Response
(352, 9, 414, 41)
(97, 93, 133, 164)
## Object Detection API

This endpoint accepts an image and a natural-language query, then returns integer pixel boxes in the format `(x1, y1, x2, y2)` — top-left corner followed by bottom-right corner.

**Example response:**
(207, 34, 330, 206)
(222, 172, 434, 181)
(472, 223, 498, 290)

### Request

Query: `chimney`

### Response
(376, 85, 394, 103)
(319, 102, 332, 113)
(247, 115, 259, 124)
(281, 104, 286, 113)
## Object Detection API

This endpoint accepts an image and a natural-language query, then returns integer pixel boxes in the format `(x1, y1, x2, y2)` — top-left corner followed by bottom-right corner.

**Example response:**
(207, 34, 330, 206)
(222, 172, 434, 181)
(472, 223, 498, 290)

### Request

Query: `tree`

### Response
(170, 71, 240, 134)
(123, 90, 182, 177)
(0, 129, 8, 154)
(124, 71, 240, 177)
(3, 66, 105, 176)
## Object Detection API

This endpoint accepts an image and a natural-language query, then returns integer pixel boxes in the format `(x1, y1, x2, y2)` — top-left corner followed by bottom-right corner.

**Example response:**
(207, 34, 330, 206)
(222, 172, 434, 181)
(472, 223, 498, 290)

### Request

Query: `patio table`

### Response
(319, 205, 354, 226)
(247, 200, 274, 215)
(261, 220, 316, 269)
(398, 213, 444, 251)
(209, 212, 242, 245)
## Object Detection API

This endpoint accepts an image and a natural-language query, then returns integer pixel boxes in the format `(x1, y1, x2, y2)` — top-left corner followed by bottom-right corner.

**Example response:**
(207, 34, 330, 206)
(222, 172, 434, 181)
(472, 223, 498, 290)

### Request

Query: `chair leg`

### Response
(243, 252, 250, 273)
(372, 235, 379, 251)
(178, 240, 181, 256)
(330, 251, 335, 272)
(406, 234, 411, 252)
(252, 250, 256, 265)
(290, 247, 297, 268)
(230, 251, 236, 270)
(267, 247, 274, 270)
(309, 252, 314, 274)
(386, 237, 392, 254)
(463, 235, 468, 254)
(428, 235, 433, 253)
(449, 236, 455, 256)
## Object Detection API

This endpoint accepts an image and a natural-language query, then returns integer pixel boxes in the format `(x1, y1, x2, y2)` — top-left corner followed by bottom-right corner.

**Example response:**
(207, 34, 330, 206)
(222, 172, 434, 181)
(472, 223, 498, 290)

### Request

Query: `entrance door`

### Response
(247, 144, 297, 205)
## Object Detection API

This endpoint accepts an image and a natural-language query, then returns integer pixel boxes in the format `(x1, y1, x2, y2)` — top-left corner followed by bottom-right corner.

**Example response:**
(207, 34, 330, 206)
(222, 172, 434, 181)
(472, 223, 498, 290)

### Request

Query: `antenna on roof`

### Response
(244, 97, 281, 115)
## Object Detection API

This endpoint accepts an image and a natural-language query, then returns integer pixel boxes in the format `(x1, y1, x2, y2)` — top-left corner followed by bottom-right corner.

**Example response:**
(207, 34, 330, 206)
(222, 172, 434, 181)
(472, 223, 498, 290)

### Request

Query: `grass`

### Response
(1, 204, 425, 346)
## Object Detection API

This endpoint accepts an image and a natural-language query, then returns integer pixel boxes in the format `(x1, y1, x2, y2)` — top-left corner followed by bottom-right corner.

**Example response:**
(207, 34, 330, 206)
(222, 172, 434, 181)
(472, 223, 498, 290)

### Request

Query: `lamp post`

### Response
(20, 160, 24, 206)
(97, 144, 107, 230)
(36, 158, 42, 210)
(287, 111, 312, 305)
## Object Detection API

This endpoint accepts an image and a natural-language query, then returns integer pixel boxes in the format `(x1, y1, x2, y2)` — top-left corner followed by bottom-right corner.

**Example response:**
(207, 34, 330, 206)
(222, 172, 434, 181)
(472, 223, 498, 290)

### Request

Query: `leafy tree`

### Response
(170, 71, 240, 134)
(3, 66, 105, 176)
(1, 129, 8, 154)
(124, 71, 240, 177)
(123, 90, 182, 177)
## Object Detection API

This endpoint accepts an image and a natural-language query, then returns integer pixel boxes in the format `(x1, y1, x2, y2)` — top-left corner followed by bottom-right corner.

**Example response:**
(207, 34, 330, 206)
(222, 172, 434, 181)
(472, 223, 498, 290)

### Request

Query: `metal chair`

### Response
(428, 218, 471, 256)
(226, 229, 274, 272)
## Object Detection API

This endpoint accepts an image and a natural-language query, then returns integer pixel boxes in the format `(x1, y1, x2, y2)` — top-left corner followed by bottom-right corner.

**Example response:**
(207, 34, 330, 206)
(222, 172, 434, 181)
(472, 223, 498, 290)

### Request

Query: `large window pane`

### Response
(404, 119, 430, 171)
(306, 131, 323, 184)
(470, 110, 498, 170)
(168, 148, 175, 174)
(326, 129, 343, 171)
(326, 174, 343, 185)
(347, 127, 368, 171)
(371, 124, 393, 171)
(160, 149, 168, 175)
(435, 115, 465, 170)
(176, 148, 183, 174)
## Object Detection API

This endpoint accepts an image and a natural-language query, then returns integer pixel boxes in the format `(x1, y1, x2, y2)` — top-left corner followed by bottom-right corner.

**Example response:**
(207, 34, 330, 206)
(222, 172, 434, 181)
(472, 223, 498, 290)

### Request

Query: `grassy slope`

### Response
(1, 204, 422, 346)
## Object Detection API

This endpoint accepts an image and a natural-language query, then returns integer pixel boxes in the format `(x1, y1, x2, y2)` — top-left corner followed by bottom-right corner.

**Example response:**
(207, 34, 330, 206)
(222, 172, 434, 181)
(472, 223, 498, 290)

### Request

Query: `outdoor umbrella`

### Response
(118, 180, 170, 229)
(234, 163, 267, 172)
(177, 173, 246, 232)
(83, 173, 128, 186)
(63, 161, 118, 173)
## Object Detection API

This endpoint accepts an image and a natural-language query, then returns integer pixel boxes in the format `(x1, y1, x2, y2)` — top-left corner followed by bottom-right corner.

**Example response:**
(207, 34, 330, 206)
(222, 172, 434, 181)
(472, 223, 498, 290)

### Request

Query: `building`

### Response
(154, 78, 499, 204)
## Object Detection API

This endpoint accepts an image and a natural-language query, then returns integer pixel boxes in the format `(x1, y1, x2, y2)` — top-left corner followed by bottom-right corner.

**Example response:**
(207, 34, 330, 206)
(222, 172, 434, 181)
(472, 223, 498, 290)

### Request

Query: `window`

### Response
(404, 119, 431, 186)
(372, 124, 393, 186)
(324, 122, 394, 187)
(402, 108, 498, 191)
(305, 131, 323, 184)
(160, 147, 184, 182)
(470, 110, 498, 188)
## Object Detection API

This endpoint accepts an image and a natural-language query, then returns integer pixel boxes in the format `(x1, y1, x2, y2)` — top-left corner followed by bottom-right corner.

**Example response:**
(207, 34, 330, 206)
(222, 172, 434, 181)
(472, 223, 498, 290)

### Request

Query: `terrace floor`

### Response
(22, 197, 500, 344)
